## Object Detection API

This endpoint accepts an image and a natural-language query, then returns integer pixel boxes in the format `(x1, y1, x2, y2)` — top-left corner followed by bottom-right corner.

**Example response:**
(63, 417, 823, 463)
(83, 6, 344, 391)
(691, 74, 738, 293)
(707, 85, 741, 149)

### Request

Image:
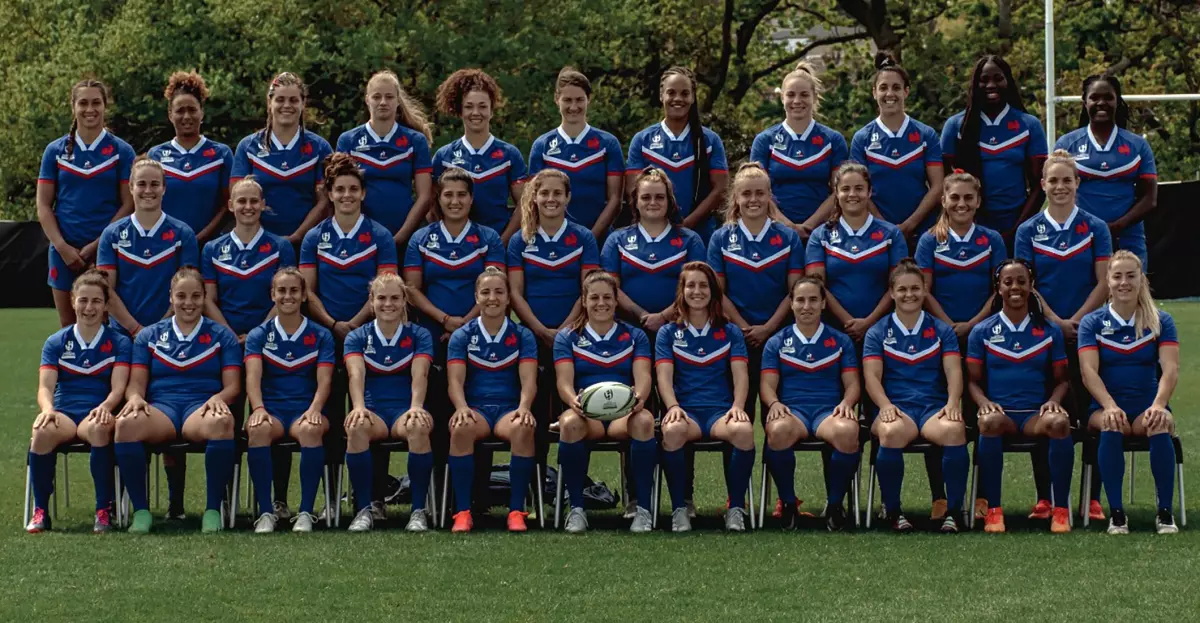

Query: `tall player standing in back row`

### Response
(232, 72, 333, 245)
(433, 68, 527, 243)
(625, 66, 728, 241)
(336, 70, 433, 247)
(528, 67, 624, 240)
(148, 71, 233, 243)
(38, 78, 135, 326)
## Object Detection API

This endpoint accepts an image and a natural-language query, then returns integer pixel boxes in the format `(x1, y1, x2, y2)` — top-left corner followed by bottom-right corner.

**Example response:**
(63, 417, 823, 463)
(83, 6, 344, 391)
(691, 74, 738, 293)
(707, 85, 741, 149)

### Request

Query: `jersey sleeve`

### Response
(788, 229, 805, 274)
(552, 330, 573, 365)
(431, 145, 447, 181)
(117, 140, 136, 183)
(375, 223, 398, 270)
(218, 327, 242, 369)
(278, 237, 297, 267)
(684, 229, 706, 262)
(889, 227, 908, 265)
(1092, 217, 1113, 261)
(343, 328, 364, 359)
(805, 227, 827, 269)
(414, 326, 434, 360)
(179, 225, 200, 266)
(1027, 118, 1049, 159)
(1049, 324, 1067, 365)
(200, 241, 218, 283)
(760, 333, 779, 372)
(727, 324, 748, 361)
(749, 131, 770, 169)
(403, 232, 424, 272)
(114, 333, 132, 366)
(313, 138, 334, 185)
(989, 231, 1009, 268)
(914, 233, 935, 272)
(1159, 312, 1178, 345)
(838, 332, 860, 371)
(483, 227, 505, 268)
(527, 139, 545, 177)
(335, 131, 351, 154)
(625, 131, 646, 172)
(230, 137, 251, 182)
(519, 327, 538, 362)
(654, 325, 674, 366)
(966, 324, 986, 363)
(632, 327, 651, 362)
(1014, 223, 1033, 262)
(1137, 139, 1157, 179)
(706, 229, 725, 276)
(600, 234, 620, 275)
(508, 144, 528, 184)
(95, 224, 117, 270)
(831, 132, 849, 169)
(581, 229, 600, 271)
(939, 321, 960, 356)
(923, 125, 943, 165)
(446, 327, 468, 365)
(132, 327, 153, 368)
(299, 229, 318, 269)
(604, 134, 624, 176)
(413, 134, 433, 175)
(39, 334, 58, 370)
(317, 328, 335, 366)
(506, 235, 525, 272)
(850, 130, 867, 166)
(38, 143, 58, 183)
(862, 323, 883, 362)
(1076, 313, 1098, 352)
(939, 115, 961, 159)
(707, 131, 729, 173)
(243, 327, 264, 360)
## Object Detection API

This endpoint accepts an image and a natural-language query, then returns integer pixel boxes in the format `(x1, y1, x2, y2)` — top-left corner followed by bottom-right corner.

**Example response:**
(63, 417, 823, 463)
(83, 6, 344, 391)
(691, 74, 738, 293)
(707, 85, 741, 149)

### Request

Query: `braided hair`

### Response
(259, 72, 309, 157)
(955, 55, 1025, 180)
(1079, 73, 1131, 129)
(988, 258, 1045, 327)
(64, 79, 110, 160)
(660, 67, 711, 212)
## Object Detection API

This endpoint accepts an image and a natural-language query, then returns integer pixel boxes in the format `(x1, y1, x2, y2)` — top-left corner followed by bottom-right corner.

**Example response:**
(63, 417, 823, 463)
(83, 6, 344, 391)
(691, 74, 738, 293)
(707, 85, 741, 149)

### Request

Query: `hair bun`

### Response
(953, 168, 965, 174)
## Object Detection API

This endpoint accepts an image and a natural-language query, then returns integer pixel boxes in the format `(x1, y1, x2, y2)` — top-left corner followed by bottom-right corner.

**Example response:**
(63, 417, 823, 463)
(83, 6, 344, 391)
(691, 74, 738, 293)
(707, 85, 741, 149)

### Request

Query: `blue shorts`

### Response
(785, 404, 836, 434)
(264, 402, 316, 430)
(472, 404, 519, 429)
(373, 405, 408, 430)
(1005, 409, 1038, 431)
(152, 399, 209, 433)
(893, 403, 941, 428)
(55, 409, 91, 426)
(684, 408, 726, 437)
(47, 245, 86, 291)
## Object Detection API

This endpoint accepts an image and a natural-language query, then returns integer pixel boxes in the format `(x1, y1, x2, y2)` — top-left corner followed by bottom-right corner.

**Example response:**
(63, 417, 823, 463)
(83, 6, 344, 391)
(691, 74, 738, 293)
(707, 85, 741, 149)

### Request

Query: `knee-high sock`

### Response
(1048, 437, 1074, 509)
(372, 448, 391, 501)
(1031, 444, 1051, 501)
(876, 446, 904, 513)
(247, 446, 274, 515)
(114, 442, 148, 511)
(979, 436, 1004, 508)
(1098, 431, 1125, 511)
(828, 450, 858, 506)
(345, 449, 373, 512)
(765, 447, 797, 505)
(448, 454, 475, 513)
(558, 440, 589, 509)
(662, 448, 688, 510)
(728, 447, 755, 509)
(90, 446, 114, 511)
(204, 439, 235, 512)
(29, 451, 56, 511)
(508, 455, 534, 512)
(408, 451, 434, 512)
(942, 444, 968, 513)
(630, 439, 657, 512)
(271, 445, 291, 505)
(924, 447, 946, 500)
(298, 446, 325, 515)
(1149, 433, 1177, 512)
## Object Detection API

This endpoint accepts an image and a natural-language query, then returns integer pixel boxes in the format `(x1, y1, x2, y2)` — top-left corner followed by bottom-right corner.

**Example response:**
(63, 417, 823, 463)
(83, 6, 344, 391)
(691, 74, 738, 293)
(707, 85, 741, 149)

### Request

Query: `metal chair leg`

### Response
(746, 475, 757, 530)
(554, 463, 564, 529)
(757, 466, 769, 530)
(967, 454, 977, 530)
(323, 465, 333, 529)
(334, 462, 345, 528)
(1177, 464, 1187, 528)
(114, 467, 125, 528)
(228, 462, 240, 529)
(852, 460, 862, 528)
(1128, 451, 1136, 502)
(534, 464, 545, 529)
(865, 464, 875, 529)
(63, 454, 70, 508)
(651, 462, 662, 529)
(52, 470, 58, 520)
(1081, 466, 1092, 528)
(427, 471, 438, 529)
(22, 464, 32, 528)
(439, 464, 450, 528)
(154, 453, 160, 508)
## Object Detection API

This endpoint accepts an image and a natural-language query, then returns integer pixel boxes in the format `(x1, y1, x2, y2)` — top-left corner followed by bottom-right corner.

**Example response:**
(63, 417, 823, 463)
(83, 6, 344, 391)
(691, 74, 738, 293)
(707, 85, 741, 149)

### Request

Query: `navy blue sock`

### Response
(114, 442, 148, 511)
(407, 451, 433, 512)
(1048, 436, 1074, 509)
(204, 439, 235, 512)
(345, 449, 373, 512)
(508, 455, 534, 512)
(728, 447, 755, 509)
(1098, 431, 1125, 511)
(89, 446, 114, 511)
(942, 444, 968, 513)
(662, 448, 687, 510)
(1149, 433, 1177, 511)
(764, 446, 797, 505)
(876, 446, 904, 512)
(630, 439, 657, 512)
(828, 450, 857, 506)
(298, 446, 325, 514)
(978, 435, 1003, 508)
(558, 440, 589, 509)
(448, 454, 475, 513)
(29, 451, 56, 510)
(247, 446, 273, 515)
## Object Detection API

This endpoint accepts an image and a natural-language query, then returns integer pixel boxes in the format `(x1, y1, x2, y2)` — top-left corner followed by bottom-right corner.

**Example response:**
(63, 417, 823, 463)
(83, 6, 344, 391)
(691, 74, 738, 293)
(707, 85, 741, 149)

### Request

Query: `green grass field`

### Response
(1, 306, 1197, 622)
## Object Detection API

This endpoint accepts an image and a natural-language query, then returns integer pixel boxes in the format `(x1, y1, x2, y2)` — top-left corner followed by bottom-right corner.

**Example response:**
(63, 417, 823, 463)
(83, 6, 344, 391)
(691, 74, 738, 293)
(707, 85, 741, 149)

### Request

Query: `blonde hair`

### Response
(367, 272, 409, 325)
(723, 162, 782, 225)
(366, 70, 433, 146)
(781, 61, 824, 114)
(1043, 148, 1079, 178)
(519, 169, 572, 243)
(932, 170, 981, 243)
(130, 156, 165, 183)
(1108, 250, 1160, 337)
(231, 175, 264, 198)
(474, 265, 507, 291)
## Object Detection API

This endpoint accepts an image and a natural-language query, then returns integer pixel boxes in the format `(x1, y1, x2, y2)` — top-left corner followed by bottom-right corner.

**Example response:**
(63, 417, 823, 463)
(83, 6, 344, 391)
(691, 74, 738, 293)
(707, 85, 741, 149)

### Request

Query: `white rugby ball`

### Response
(578, 381, 637, 421)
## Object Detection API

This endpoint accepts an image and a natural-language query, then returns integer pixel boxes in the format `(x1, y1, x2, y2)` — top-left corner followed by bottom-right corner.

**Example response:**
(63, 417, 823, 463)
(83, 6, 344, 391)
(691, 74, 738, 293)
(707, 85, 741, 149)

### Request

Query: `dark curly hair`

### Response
(322, 152, 365, 191)
(164, 70, 210, 105)
(435, 68, 504, 117)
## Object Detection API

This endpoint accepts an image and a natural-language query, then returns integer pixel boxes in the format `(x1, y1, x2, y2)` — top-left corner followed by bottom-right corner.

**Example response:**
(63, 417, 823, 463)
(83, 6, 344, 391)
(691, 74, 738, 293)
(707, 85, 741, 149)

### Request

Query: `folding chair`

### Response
(439, 439, 545, 529)
(1078, 434, 1186, 528)
(551, 438, 642, 529)
(965, 432, 1078, 529)
(652, 440, 757, 529)
(124, 441, 241, 529)
(756, 439, 863, 529)
(240, 439, 338, 529)
(334, 439, 440, 528)
(23, 442, 123, 528)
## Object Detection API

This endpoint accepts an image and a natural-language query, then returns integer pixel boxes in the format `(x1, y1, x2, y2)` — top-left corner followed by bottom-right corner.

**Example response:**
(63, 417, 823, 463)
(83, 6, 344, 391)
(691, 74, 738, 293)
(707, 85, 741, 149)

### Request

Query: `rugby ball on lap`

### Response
(579, 382, 637, 422)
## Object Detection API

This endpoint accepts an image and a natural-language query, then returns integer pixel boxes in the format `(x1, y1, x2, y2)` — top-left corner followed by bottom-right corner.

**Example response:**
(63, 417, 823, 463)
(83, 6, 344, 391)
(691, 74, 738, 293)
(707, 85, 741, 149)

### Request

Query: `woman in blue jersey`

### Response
(336, 70, 433, 247)
(113, 267, 242, 534)
(433, 68, 527, 243)
(242, 267, 335, 533)
(37, 78, 135, 326)
(342, 273, 435, 533)
(528, 67, 624, 239)
(655, 262, 754, 532)
(760, 277, 861, 531)
(149, 71, 233, 243)
(554, 271, 655, 533)
(968, 259, 1072, 534)
(445, 267, 540, 533)
(1056, 74, 1157, 266)
(26, 270, 131, 534)
(862, 260, 968, 532)
(625, 66, 729, 240)
(850, 55, 943, 243)
(750, 62, 849, 238)
(231, 72, 333, 244)
(1079, 250, 1180, 534)
(941, 56, 1047, 240)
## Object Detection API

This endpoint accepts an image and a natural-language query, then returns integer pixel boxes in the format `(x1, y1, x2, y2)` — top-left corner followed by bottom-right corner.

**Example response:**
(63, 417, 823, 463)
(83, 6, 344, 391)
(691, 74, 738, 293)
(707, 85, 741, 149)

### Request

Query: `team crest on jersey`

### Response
(62, 340, 75, 359)
(218, 243, 232, 261)
(157, 332, 171, 348)
(357, 135, 369, 149)
(256, 143, 270, 157)
(159, 149, 175, 163)
(891, 148, 900, 158)
(727, 232, 741, 252)
(576, 336, 592, 348)
(989, 322, 1006, 342)
(624, 235, 638, 250)
(650, 133, 664, 150)
(828, 229, 840, 244)
(451, 149, 465, 165)
(673, 329, 687, 348)
(774, 133, 785, 144)
(426, 233, 440, 250)
(318, 232, 332, 250)
(781, 336, 795, 354)
(1033, 223, 1049, 242)
(883, 327, 896, 345)
(868, 132, 882, 150)
(364, 334, 376, 354)
(1100, 319, 1115, 336)
(935, 241, 950, 253)
(117, 228, 131, 247)
(546, 138, 561, 156)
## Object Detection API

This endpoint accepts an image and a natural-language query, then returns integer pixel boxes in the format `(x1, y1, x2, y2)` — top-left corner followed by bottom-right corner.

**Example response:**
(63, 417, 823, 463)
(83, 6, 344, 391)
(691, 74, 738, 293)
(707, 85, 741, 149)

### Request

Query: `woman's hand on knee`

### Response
(119, 396, 148, 420)
(723, 406, 749, 424)
(33, 410, 62, 430)
(203, 396, 231, 419)
(298, 407, 325, 429)
(86, 405, 114, 427)
(345, 407, 373, 430)
(935, 402, 962, 423)
(662, 405, 688, 426)
(508, 407, 536, 429)
(1141, 405, 1172, 433)
(449, 407, 478, 429)
(403, 407, 434, 431)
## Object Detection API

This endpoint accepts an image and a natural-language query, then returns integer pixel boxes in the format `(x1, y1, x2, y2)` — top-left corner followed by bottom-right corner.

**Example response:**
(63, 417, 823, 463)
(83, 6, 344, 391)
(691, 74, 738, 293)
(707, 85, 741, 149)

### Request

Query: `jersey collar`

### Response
(948, 223, 976, 244)
(890, 311, 926, 336)
(685, 321, 710, 338)
(999, 310, 1031, 333)
(373, 321, 403, 347)
(782, 118, 814, 141)
(791, 322, 825, 345)
(270, 130, 301, 151)
(537, 219, 568, 243)
(365, 122, 398, 144)
(476, 317, 510, 343)
(74, 128, 109, 152)
(873, 115, 911, 139)
(460, 134, 495, 156)
(556, 124, 592, 145)
(1107, 304, 1135, 327)
(332, 214, 365, 239)
(839, 214, 874, 238)
(737, 218, 773, 243)
(585, 322, 618, 343)
(172, 317, 204, 342)
(438, 220, 473, 245)
(1042, 206, 1079, 232)
(979, 105, 1011, 127)
(637, 223, 671, 243)
(273, 316, 308, 342)
(230, 226, 265, 251)
(72, 323, 106, 351)
(170, 136, 208, 155)
(1086, 125, 1118, 153)
(658, 120, 689, 142)
(131, 212, 167, 238)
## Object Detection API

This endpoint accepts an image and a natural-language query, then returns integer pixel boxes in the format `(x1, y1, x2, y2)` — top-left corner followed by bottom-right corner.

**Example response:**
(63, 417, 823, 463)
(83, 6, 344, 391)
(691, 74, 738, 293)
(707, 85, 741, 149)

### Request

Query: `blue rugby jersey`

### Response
(967, 311, 1067, 411)
(653, 321, 747, 413)
(625, 122, 729, 228)
(300, 214, 398, 323)
(506, 220, 599, 329)
(600, 224, 705, 314)
(761, 323, 858, 410)
(96, 213, 199, 327)
(1078, 305, 1178, 415)
(343, 321, 434, 412)
(863, 312, 959, 410)
(336, 122, 432, 235)
(914, 224, 1007, 323)
(1014, 207, 1112, 319)
(404, 220, 504, 340)
(40, 324, 132, 416)
(850, 115, 942, 227)
(940, 106, 1048, 232)
(553, 321, 651, 391)
(231, 130, 333, 236)
(528, 125, 624, 228)
(201, 227, 296, 335)
(1055, 126, 1156, 253)
(37, 129, 136, 247)
(433, 135, 527, 234)
(707, 219, 805, 325)
(244, 316, 335, 415)
(805, 216, 907, 320)
(447, 318, 539, 407)
(132, 317, 241, 403)
(148, 136, 233, 235)
(750, 120, 849, 224)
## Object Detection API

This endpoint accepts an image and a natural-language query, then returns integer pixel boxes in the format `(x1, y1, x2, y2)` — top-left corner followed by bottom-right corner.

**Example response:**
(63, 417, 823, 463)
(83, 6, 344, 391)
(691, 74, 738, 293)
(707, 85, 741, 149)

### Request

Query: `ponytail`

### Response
(660, 67, 710, 210)
(65, 79, 110, 160)
(368, 70, 434, 145)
